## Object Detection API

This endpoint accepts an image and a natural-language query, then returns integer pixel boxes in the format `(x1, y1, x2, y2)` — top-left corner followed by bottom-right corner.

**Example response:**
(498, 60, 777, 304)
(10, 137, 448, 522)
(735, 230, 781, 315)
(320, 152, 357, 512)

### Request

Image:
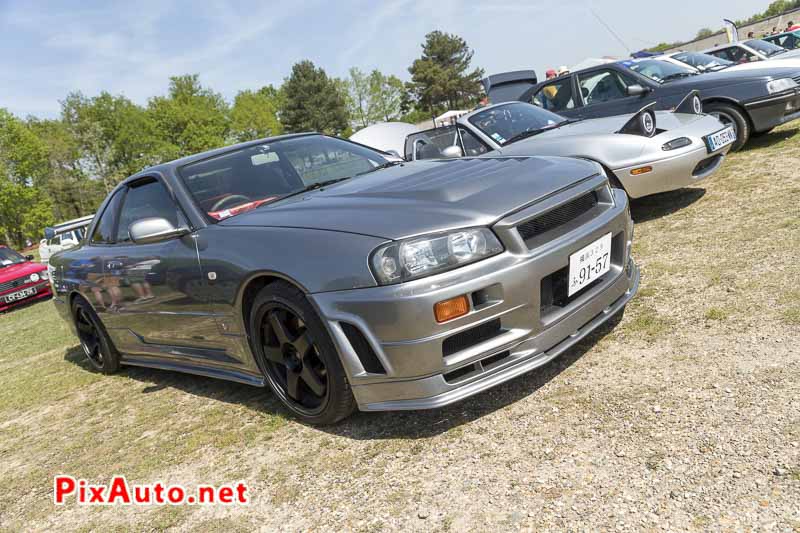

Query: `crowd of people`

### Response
(749, 19, 800, 38)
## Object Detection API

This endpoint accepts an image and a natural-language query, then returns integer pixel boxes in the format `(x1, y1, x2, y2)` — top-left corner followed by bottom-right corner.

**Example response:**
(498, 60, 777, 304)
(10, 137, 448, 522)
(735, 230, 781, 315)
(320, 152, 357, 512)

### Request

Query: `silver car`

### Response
(50, 134, 638, 424)
(394, 98, 733, 199)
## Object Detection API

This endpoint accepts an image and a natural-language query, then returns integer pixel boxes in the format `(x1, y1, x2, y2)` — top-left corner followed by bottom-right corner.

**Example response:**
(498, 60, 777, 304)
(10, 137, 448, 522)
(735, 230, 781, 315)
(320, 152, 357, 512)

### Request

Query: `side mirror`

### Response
(441, 145, 464, 158)
(627, 84, 649, 97)
(129, 217, 189, 245)
(25, 255, 35, 261)
(44, 227, 56, 240)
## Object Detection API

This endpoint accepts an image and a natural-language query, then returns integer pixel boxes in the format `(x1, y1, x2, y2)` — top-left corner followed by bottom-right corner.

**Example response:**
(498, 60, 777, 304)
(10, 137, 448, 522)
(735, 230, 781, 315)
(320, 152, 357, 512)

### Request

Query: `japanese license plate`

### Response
(3, 286, 37, 303)
(704, 126, 736, 153)
(568, 233, 612, 297)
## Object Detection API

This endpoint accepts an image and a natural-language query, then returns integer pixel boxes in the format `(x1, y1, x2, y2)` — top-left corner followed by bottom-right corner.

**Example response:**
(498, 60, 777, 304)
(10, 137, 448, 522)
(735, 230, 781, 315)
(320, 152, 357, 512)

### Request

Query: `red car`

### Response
(0, 246, 53, 312)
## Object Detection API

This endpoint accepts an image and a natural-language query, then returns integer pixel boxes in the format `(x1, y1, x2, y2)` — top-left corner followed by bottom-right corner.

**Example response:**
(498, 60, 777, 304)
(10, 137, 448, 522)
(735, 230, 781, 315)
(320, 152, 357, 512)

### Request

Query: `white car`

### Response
(40, 214, 93, 264)
(702, 39, 800, 65)
(660, 50, 800, 73)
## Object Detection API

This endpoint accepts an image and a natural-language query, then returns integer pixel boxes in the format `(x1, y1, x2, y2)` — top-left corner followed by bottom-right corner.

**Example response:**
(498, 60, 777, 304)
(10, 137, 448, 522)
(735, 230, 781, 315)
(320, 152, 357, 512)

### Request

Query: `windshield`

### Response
(468, 103, 567, 146)
(745, 39, 787, 57)
(0, 247, 26, 268)
(179, 135, 389, 221)
(625, 59, 697, 83)
(672, 51, 733, 71)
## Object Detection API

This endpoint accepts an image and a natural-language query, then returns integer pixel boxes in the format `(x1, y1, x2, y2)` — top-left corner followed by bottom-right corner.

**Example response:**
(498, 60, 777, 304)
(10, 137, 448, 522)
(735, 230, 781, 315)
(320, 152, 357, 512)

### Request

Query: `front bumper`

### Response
(744, 89, 800, 132)
(311, 180, 638, 411)
(0, 281, 53, 312)
(614, 143, 728, 199)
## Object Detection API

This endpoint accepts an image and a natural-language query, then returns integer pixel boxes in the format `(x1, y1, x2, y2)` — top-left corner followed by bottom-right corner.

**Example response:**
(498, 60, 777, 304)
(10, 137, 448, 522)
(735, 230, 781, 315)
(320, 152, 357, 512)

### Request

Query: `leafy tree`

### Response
(406, 31, 484, 117)
(695, 27, 715, 39)
(61, 92, 160, 193)
(147, 74, 230, 160)
(0, 109, 55, 247)
(26, 118, 103, 220)
(281, 60, 349, 135)
(345, 68, 404, 129)
(370, 71, 404, 123)
(231, 85, 284, 142)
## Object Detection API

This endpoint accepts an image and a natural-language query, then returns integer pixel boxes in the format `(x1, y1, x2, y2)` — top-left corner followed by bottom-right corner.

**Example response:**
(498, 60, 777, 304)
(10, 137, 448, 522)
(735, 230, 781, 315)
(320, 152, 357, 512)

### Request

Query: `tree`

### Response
(147, 74, 230, 160)
(695, 27, 715, 39)
(370, 71, 404, 123)
(0, 109, 55, 247)
(231, 85, 284, 142)
(407, 31, 484, 117)
(345, 68, 404, 129)
(281, 60, 349, 135)
(61, 92, 160, 193)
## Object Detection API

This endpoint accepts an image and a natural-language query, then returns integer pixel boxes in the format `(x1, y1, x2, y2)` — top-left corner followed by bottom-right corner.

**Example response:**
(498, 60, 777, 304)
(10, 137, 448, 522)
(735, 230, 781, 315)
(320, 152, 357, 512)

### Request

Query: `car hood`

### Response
(664, 67, 795, 88)
(0, 261, 46, 282)
(221, 156, 601, 240)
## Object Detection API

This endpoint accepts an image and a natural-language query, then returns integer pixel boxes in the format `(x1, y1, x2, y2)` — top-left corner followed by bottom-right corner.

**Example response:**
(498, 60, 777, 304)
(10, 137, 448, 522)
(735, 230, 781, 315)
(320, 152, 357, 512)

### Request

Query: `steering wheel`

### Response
(211, 194, 251, 212)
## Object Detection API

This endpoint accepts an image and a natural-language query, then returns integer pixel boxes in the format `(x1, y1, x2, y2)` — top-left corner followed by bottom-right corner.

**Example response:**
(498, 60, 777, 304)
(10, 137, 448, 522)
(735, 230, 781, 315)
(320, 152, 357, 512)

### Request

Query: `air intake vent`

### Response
(516, 191, 598, 242)
(341, 323, 386, 374)
(442, 319, 503, 357)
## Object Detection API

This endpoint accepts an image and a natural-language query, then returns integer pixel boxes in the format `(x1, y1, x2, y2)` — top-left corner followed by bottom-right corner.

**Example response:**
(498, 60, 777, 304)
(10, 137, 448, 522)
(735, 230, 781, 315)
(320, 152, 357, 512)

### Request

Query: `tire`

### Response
(249, 281, 356, 425)
(71, 297, 121, 374)
(704, 102, 750, 151)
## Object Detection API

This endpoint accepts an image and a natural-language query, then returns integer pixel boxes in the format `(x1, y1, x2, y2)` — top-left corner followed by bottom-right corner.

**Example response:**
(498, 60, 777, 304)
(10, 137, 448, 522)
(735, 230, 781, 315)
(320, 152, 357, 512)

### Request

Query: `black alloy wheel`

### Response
(260, 305, 329, 413)
(71, 298, 121, 374)
(250, 281, 356, 424)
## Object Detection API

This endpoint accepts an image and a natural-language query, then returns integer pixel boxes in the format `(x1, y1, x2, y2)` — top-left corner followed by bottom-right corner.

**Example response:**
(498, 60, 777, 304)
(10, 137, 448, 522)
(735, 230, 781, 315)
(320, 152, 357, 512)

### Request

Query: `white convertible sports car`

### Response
(354, 94, 733, 199)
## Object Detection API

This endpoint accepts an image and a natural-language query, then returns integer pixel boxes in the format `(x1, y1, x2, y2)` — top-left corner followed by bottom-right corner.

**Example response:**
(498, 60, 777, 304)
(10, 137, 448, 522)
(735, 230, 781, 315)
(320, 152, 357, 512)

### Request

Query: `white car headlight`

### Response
(767, 78, 798, 94)
(29, 272, 40, 283)
(371, 228, 504, 285)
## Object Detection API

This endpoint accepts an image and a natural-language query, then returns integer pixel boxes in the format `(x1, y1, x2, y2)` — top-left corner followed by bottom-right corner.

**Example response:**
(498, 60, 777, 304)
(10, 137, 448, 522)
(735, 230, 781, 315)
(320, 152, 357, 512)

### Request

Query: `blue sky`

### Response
(1, 0, 763, 118)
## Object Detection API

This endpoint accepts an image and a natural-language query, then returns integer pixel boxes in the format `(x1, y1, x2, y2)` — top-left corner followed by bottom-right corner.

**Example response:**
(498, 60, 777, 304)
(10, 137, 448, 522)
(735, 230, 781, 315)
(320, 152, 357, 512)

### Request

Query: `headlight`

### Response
(39, 270, 49, 280)
(662, 137, 692, 151)
(370, 228, 504, 285)
(28, 273, 40, 283)
(767, 78, 798, 94)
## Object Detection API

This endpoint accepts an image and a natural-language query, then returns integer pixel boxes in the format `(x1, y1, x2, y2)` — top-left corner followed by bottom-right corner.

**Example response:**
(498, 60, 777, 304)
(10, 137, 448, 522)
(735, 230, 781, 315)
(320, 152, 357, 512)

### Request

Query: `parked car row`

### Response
(38, 36, 798, 425)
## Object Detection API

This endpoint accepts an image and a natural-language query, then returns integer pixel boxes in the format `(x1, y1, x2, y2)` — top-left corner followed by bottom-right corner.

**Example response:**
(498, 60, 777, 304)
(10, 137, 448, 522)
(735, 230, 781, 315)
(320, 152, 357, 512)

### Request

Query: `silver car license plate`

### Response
(3, 286, 37, 303)
(704, 126, 736, 153)
(568, 233, 612, 297)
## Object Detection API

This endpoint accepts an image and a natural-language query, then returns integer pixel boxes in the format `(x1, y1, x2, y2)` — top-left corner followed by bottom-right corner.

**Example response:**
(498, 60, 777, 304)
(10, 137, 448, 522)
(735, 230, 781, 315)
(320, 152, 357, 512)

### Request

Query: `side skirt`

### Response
(121, 355, 266, 387)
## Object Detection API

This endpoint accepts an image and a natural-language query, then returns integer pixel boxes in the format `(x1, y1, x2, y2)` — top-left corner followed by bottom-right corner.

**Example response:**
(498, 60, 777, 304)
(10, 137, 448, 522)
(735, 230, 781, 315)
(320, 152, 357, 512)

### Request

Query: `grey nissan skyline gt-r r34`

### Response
(49, 133, 639, 424)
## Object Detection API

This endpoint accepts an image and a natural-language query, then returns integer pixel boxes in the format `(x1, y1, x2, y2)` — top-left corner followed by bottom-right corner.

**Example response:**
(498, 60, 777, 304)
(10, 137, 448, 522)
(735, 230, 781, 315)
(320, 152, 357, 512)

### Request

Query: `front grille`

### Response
(0, 277, 26, 294)
(443, 351, 511, 384)
(442, 318, 503, 357)
(516, 191, 598, 242)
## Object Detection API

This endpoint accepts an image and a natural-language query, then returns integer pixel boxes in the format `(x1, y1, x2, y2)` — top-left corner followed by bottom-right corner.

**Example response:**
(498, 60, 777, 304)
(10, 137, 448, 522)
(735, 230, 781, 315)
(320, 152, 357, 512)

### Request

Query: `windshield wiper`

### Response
(661, 72, 697, 82)
(263, 177, 353, 205)
(357, 160, 404, 175)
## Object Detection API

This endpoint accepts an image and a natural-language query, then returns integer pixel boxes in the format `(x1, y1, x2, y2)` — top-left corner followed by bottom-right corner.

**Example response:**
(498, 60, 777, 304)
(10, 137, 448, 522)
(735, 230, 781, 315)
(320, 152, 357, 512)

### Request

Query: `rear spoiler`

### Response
(674, 90, 703, 114)
(482, 70, 538, 103)
(618, 102, 658, 137)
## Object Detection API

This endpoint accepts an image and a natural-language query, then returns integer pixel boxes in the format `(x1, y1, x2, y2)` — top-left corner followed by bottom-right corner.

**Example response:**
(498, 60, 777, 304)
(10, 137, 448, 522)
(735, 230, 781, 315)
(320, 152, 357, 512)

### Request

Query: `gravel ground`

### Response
(1, 126, 799, 532)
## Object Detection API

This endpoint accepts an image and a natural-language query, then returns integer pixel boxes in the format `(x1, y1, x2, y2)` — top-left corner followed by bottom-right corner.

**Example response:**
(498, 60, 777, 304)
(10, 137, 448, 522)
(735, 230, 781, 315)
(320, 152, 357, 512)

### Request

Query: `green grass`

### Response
(704, 307, 730, 321)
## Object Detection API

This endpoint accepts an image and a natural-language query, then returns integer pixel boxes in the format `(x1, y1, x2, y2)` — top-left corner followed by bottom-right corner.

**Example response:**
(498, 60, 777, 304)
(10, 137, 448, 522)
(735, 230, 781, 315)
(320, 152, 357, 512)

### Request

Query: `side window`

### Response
(458, 127, 490, 157)
(532, 79, 575, 112)
(405, 126, 459, 160)
(577, 70, 634, 105)
(91, 189, 125, 244)
(116, 178, 183, 243)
